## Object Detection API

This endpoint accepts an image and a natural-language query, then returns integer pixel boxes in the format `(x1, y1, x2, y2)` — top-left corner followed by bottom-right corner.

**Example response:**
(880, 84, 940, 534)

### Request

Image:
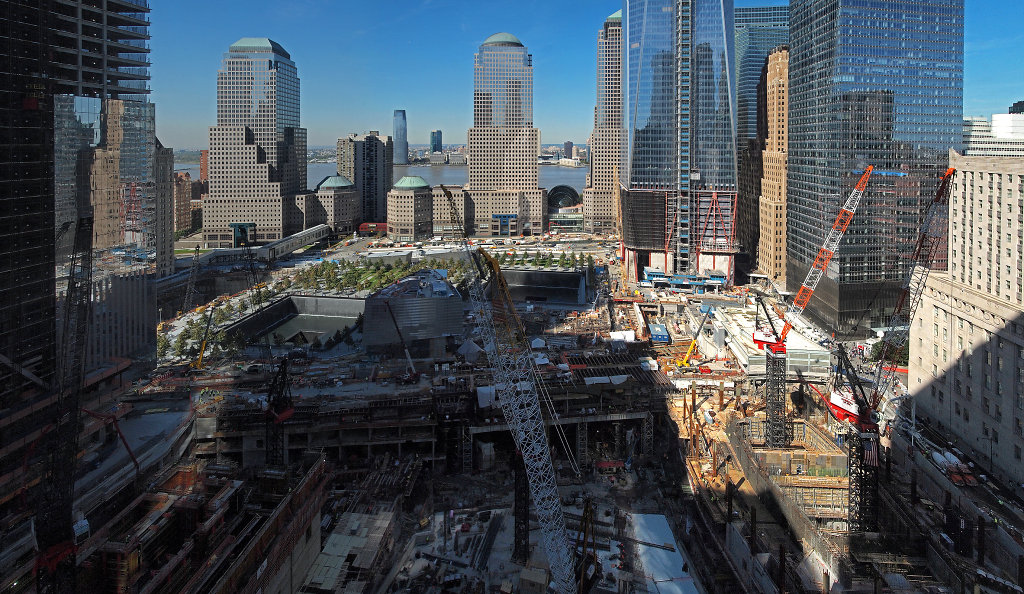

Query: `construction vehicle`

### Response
(680, 308, 713, 367)
(753, 167, 873, 448)
(439, 185, 577, 592)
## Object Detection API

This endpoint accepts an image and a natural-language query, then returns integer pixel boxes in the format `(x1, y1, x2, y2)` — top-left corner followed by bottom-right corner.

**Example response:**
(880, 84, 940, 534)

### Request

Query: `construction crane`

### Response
(754, 167, 873, 448)
(384, 300, 416, 375)
(36, 210, 95, 592)
(80, 407, 140, 476)
(180, 245, 202, 315)
(844, 167, 955, 534)
(264, 358, 295, 467)
(869, 167, 955, 413)
(680, 308, 713, 367)
(439, 185, 577, 593)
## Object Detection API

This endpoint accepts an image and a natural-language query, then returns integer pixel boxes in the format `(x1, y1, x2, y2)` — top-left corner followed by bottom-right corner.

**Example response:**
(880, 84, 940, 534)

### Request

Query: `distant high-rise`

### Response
(204, 38, 306, 248)
(620, 0, 737, 282)
(430, 129, 443, 153)
(734, 5, 789, 143)
(466, 32, 544, 236)
(963, 114, 1024, 158)
(582, 10, 623, 234)
(338, 131, 394, 223)
(1010, 100, 1024, 114)
(393, 110, 409, 164)
(563, 141, 574, 159)
(787, 0, 963, 333)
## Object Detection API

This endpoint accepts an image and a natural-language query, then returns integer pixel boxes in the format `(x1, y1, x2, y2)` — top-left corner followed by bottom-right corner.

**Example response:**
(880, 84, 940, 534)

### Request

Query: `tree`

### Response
(212, 307, 228, 325)
(273, 332, 285, 346)
(157, 334, 170, 358)
(173, 334, 187, 359)
(870, 341, 909, 366)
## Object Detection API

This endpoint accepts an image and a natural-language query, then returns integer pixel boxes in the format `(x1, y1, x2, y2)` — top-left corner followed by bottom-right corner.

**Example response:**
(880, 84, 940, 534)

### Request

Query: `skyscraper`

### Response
(582, 10, 623, 234)
(466, 33, 544, 236)
(787, 0, 963, 333)
(204, 38, 306, 248)
(563, 141, 574, 159)
(393, 109, 409, 165)
(620, 0, 737, 282)
(756, 46, 789, 284)
(1, 0, 169, 569)
(430, 129, 443, 153)
(338, 131, 393, 223)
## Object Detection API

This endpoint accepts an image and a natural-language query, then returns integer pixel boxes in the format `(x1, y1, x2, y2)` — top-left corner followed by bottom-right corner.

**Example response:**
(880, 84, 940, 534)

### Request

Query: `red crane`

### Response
(755, 167, 874, 448)
(80, 408, 140, 475)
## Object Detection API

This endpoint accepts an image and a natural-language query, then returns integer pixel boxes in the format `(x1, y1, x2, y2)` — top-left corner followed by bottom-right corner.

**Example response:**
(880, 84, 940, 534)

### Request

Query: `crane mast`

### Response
(439, 186, 576, 592)
(36, 212, 94, 592)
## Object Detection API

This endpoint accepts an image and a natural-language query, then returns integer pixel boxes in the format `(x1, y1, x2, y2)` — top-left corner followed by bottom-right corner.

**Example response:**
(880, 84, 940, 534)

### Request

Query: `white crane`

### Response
(439, 186, 577, 592)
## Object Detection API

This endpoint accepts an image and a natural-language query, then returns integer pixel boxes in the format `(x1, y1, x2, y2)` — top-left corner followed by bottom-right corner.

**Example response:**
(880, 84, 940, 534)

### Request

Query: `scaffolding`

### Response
(847, 430, 880, 533)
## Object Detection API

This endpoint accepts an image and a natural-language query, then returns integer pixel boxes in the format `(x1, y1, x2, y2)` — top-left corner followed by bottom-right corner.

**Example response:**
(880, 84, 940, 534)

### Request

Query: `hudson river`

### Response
(174, 162, 590, 192)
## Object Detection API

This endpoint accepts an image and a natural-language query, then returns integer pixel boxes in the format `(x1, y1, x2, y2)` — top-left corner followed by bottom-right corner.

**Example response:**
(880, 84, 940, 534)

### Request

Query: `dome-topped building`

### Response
(387, 177, 433, 242)
(316, 174, 354, 190)
(482, 32, 523, 47)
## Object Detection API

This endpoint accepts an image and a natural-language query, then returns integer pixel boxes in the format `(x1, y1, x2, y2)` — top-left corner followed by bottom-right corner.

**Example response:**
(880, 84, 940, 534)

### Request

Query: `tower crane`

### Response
(36, 209, 95, 592)
(844, 166, 955, 533)
(439, 185, 577, 592)
(754, 167, 874, 448)
(180, 245, 202, 315)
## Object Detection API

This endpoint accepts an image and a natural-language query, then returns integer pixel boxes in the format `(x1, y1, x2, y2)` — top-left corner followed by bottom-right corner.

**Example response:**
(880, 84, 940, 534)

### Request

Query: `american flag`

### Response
(863, 438, 879, 467)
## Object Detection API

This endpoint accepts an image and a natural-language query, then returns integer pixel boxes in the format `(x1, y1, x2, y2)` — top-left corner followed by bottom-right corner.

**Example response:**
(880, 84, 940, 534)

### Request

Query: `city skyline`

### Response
(149, 0, 1019, 149)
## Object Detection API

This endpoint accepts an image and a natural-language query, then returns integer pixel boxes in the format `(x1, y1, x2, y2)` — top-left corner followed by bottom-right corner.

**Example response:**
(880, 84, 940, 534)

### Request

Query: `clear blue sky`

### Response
(150, 0, 1022, 150)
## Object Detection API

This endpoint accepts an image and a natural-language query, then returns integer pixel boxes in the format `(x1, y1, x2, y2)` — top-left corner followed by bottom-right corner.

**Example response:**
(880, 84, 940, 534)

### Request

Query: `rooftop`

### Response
(393, 175, 430, 189)
(607, 9, 622, 22)
(228, 37, 290, 59)
(317, 174, 354, 190)
(482, 32, 523, 47)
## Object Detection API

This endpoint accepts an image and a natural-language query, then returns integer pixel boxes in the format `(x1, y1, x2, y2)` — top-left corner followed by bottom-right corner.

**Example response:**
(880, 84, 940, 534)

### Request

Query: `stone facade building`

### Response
(582, 10, 622, 234)
(910, 150, 1024, 488)
(387, 176, 433, 242)
(756, 46, 788, 284)
(338, 131, 393, 224)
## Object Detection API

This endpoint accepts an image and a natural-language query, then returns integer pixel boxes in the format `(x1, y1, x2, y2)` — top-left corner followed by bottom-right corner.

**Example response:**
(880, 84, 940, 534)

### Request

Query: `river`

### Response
(173, 161, 590, 192)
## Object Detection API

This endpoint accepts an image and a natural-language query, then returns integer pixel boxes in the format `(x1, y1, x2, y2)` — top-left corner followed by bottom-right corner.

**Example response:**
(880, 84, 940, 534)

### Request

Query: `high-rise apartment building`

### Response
(466, 33, 544, 236)
(582, 10, 623, 235)
(734, 5, 788, 144)
(620, 0, 737, 282)
(787, 0, 963, 334)
(204, 38, 306, 248)
(430, 129, 443, 153)
(199, 149, 209, 181)
(563, 141, 574, 159)
(393, 110, 409, 165)
(910, 150, 1024, 489)
(756, 46, 788, 284)
(338, 131, 394, 223)
(963, 114, 1024, 158)
(1010, 100, 1024, 115)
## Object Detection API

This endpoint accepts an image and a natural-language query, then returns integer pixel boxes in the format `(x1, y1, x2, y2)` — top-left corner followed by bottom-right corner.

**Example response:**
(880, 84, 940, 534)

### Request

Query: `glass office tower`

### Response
(393, 109, 409, 164)
(620, 0, 737, 281)
(734, 5, 788, 143)
(787, 0, 963, 334)
(430, 129, 442, 153)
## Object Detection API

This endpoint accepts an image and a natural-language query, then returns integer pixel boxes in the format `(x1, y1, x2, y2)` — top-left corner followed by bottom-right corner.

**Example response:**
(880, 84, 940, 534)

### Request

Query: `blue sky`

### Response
(151, 0, 1022, 150)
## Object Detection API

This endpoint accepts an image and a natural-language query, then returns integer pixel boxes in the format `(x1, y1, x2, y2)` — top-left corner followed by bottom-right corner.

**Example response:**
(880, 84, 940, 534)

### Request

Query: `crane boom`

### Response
(681, 308, 712, 366)
(869, 167, 955, 409)
(780, 167, 874, 342)
(439, 185, 576, 592)
(180, 245, 201, 314)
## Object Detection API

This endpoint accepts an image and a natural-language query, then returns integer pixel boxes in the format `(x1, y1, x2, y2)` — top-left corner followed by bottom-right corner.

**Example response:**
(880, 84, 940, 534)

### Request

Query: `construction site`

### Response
(9, 171, 1024, 594)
